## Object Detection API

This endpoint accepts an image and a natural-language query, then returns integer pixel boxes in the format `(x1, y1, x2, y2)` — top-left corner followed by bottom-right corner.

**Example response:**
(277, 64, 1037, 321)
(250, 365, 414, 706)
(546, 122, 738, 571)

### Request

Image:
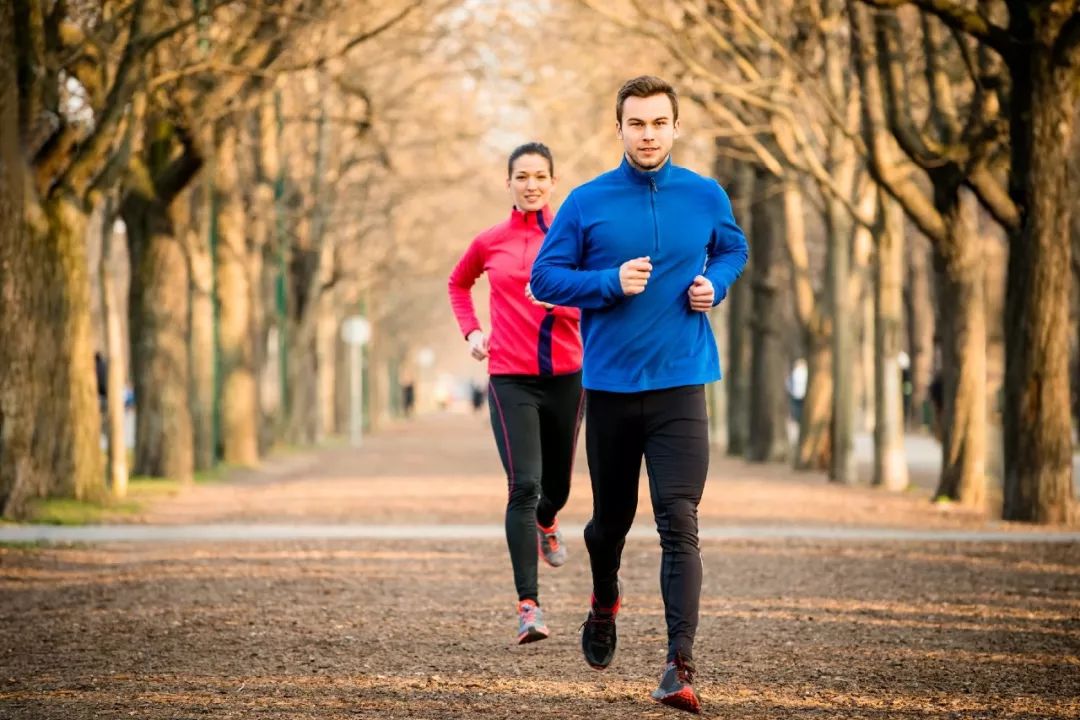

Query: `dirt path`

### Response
(2, 413, 1078, 719)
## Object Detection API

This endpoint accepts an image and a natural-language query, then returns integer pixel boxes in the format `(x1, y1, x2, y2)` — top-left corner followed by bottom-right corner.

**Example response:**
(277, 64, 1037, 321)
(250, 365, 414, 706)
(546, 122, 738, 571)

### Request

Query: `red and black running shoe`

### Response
(650, 653, 701, 714)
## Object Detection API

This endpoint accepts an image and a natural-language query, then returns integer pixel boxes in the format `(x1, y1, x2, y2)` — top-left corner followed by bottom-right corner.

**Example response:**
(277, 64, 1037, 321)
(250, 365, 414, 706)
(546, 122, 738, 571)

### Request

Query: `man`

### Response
(530, 75, 748, 714)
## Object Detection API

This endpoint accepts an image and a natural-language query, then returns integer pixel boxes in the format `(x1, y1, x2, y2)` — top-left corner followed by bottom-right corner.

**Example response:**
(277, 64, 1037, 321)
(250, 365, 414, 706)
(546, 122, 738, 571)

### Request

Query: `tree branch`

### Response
(1053, 8, 1080, 68)
(858, 0, 1012, 57)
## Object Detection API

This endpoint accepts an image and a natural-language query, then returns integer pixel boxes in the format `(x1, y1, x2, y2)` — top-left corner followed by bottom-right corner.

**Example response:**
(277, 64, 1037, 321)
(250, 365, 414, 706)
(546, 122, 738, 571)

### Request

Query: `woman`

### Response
(448, 142, 583, 644)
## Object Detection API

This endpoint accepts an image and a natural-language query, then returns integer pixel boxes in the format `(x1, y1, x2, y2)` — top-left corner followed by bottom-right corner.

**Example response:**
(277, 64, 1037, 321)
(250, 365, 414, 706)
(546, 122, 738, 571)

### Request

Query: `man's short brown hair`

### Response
(616, 76, 679, 124)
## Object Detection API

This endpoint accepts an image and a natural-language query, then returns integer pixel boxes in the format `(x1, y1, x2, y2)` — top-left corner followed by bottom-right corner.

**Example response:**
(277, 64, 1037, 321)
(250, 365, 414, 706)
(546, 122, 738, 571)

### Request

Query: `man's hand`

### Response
(620, 256, 652, 295)
(524, 282, 554, 310)
(466, 329, 489, 360)
(687, 275, 714, 312)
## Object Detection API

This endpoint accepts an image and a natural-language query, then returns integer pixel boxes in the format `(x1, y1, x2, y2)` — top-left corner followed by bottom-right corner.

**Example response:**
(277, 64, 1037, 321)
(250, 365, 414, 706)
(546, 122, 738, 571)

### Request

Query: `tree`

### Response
(861, 0, 1080, 522)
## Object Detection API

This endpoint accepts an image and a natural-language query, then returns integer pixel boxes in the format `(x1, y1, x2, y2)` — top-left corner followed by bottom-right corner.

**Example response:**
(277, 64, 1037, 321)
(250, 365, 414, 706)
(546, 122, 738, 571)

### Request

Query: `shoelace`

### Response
(544, 532, 560, 552)
(520, 605, 538, 624)
(581, 611, 615, 641)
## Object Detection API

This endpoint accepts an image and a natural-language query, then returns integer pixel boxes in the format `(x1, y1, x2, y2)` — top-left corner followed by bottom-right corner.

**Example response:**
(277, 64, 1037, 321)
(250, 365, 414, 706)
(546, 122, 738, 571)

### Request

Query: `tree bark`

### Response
(1003, 6, 1078, 523)
(874, 193, 909, 491)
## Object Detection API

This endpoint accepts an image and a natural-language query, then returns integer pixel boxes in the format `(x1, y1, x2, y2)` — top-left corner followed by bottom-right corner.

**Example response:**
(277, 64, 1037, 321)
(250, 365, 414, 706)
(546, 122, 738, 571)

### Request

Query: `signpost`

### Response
(341, 316, 371, 447)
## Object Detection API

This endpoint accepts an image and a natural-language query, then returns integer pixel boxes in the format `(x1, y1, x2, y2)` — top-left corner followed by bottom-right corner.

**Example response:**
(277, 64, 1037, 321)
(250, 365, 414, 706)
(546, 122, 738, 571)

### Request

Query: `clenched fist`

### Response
(687, 275, 714, 312)
(620, 256, 652, 295)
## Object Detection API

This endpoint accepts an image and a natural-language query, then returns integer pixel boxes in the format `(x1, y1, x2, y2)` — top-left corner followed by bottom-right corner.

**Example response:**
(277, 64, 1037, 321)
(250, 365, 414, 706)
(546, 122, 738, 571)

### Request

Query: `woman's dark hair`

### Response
(507, 142, 554, 178)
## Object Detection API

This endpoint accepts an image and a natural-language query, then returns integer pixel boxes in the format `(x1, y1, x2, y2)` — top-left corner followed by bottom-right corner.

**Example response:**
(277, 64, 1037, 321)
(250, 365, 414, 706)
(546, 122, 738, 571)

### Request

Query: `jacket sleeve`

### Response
(448, 235, 486, 338)
(530, 194, 623, 309)
(703, 183, 749, 305)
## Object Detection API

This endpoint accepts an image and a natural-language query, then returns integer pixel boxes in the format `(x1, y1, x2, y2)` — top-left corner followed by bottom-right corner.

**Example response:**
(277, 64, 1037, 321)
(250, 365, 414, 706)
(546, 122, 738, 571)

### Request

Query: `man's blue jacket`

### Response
(530, 156, 749, 393)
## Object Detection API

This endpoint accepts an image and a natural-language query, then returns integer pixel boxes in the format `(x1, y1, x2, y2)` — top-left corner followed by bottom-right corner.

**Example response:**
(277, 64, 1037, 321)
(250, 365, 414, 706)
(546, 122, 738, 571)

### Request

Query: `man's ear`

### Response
(673, 119, 680, 139)
(616, 121, 623, 140)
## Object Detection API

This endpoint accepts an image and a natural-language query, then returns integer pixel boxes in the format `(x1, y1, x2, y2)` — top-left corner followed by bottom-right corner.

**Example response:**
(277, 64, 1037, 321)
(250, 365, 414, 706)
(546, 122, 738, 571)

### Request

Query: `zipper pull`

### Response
(650, 178, 657, 192)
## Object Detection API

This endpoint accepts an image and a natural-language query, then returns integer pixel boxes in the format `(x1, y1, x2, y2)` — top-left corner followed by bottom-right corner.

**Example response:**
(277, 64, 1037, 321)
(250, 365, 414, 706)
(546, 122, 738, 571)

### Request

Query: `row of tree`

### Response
(0, 0, 508, 516)
(572, 0, 1079, 523)
(1, 0, 1076, 525)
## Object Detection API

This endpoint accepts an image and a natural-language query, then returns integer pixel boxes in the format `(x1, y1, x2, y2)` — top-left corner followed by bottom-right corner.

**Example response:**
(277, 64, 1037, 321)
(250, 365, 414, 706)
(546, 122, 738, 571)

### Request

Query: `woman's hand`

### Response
(466, 329, 489, 360)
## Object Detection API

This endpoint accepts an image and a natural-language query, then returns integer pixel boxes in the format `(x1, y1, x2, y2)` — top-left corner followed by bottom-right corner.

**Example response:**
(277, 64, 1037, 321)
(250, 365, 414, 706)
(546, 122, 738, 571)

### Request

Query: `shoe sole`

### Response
(517, 627, 549, 644)
(652, 688, 701, 714)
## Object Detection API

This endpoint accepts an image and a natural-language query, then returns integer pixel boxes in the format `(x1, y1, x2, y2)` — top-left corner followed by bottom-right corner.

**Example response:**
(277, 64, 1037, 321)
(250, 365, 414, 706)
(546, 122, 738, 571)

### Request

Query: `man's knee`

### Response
(585, 514, 634, 547)
(655, 499, 700, 550)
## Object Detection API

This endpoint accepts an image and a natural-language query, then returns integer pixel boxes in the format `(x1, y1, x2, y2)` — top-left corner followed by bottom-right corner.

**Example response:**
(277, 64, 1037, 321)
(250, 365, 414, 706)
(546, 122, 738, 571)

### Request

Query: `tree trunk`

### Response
(41, 196, 105, 502)
(0, 19, 43, 516)
(905, 232, 936, 429)
(747, 168, 791, 463)
(782, 179, 831, 471)
(1, 9, 103, 515)
(827, 198, 856, 483)
(726, 163, 755, 456)
(247, 101, 276, 454)
(798, 330, 833, 470)
(874, 194, 909, 491)
(124, 194, 195, 483)
(100, 198, 129, 498)
(317, 293, 339, 438)
(1003, 14, 1077, 523)
(215, 122, 259, 466)
(185, 183, 216, 472)
(932, 187, 986, 507)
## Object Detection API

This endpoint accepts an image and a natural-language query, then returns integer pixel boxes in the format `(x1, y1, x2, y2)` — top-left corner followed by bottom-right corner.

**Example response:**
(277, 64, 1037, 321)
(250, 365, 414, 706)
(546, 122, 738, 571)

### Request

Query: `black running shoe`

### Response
(650, 653, 701, 714)
(580, 594, 620, 670)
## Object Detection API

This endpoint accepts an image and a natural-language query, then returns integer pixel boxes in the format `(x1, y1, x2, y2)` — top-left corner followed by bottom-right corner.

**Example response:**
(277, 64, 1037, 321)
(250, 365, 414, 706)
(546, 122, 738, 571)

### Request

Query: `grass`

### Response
(19, 465, 230, 526)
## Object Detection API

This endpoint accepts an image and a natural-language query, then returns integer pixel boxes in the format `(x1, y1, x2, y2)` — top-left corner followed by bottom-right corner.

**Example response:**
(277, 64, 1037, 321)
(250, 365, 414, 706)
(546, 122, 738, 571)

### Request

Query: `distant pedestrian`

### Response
(470, 381, 485, 413)
(94, 352, 107, 413)
(401, 382, 415, 418)
(786, 358, 808, 423)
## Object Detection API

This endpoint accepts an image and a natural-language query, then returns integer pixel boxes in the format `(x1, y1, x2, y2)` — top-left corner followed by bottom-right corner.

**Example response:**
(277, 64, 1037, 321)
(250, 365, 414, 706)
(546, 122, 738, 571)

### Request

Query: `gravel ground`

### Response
(2, 413, 1077, 719)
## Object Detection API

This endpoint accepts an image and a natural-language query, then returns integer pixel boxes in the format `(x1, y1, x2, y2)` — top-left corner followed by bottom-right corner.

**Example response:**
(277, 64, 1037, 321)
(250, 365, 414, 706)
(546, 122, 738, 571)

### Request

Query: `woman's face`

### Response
(507, 153, 555, 212)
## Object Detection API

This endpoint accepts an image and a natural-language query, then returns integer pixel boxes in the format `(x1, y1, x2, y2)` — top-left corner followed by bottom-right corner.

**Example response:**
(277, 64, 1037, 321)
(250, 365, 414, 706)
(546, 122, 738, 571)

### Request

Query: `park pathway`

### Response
(2, 412, 1078, 719)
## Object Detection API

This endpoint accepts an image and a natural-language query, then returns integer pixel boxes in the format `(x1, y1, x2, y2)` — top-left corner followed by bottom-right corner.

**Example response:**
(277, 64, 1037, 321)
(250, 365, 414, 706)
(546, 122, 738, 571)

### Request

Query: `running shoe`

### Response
(536, 518, 567, 567)
(580, 593, 620, 669)
(650, 652, 701, 714)
(516, 600, 549, 644)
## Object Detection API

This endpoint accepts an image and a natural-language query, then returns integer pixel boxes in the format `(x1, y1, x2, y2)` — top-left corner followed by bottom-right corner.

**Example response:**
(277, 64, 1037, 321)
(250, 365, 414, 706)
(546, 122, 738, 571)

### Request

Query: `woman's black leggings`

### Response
(488, 371, 584, 604)
(583, 384, 709, 662)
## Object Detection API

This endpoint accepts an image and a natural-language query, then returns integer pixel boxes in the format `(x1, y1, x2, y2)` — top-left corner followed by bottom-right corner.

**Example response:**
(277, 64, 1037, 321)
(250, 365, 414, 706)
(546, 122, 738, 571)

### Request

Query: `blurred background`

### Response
(1, 0, 1078, 524)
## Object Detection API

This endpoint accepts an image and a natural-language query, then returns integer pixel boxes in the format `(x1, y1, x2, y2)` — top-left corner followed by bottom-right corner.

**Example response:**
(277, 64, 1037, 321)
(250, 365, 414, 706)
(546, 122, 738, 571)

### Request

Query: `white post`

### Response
(350, 342, 363, 447)
(341, 315, 371, 447)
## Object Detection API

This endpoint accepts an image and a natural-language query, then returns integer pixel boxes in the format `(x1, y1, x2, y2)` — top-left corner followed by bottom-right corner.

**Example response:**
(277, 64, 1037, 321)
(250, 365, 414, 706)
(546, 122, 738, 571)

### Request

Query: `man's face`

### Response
(617, 94, 679, 171)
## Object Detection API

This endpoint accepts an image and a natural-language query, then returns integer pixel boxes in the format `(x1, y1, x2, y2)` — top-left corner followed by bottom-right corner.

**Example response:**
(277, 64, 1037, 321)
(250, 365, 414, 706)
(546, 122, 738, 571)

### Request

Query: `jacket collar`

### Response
(510, 205, 553, 229)
(618, 154, 674, 186)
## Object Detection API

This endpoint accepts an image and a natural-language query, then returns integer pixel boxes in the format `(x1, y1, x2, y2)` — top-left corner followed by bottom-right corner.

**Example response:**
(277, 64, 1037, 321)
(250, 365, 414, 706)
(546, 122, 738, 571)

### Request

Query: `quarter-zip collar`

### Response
(510, 205, 553, 230)
(618, 154, 674, 188)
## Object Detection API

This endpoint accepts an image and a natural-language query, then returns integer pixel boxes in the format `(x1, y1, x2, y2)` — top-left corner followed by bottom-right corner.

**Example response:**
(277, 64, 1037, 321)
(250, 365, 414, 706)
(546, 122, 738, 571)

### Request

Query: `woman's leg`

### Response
(488, 377, 543, 603)
(536, 371, 584, 527)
